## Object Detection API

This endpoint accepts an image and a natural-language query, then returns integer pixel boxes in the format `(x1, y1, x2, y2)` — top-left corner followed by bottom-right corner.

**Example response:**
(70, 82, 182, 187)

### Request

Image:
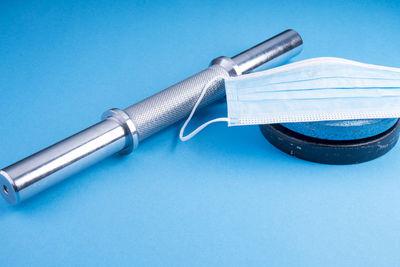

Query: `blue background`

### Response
(1, 0, 400, 266)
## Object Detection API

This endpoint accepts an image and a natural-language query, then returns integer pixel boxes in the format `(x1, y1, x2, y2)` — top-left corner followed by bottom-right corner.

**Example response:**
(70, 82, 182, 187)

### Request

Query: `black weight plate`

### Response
(259, 119, 400, 165)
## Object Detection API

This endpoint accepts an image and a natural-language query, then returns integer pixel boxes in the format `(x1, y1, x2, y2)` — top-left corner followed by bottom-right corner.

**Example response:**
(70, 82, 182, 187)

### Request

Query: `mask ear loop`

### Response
(179, 76, 229, 141)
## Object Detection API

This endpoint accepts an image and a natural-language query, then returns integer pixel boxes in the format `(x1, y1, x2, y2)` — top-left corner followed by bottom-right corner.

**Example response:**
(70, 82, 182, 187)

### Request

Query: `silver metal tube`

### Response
(126, 30, 303, 141)
(231, 29, 303, 74)
(0, 118, 127, 204)
(0, 30, 303, 204)
(124, 65, 229, 141)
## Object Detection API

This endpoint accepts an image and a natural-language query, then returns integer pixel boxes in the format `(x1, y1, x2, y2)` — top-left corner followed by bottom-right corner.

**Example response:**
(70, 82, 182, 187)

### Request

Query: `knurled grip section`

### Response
(124, 65, 230, 141)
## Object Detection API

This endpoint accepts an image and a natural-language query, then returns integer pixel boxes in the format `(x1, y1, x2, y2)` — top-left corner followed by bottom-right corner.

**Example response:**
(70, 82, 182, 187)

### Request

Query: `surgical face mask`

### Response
(180, 57, 400, 141)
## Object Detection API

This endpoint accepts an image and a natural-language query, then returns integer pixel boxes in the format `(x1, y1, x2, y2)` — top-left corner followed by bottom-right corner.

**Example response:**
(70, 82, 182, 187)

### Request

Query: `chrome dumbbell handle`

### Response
(0, 30, 303, 205)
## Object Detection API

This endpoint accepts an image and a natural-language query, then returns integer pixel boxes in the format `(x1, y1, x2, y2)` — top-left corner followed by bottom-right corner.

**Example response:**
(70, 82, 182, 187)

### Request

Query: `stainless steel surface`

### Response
(102, 108, 139, 153)
(0, 29, 303, 204)
(231, 29, 303, 74)
(0, 114, 131, 205)
(210, 56, 242, 76)
(124, 65, 229, 141)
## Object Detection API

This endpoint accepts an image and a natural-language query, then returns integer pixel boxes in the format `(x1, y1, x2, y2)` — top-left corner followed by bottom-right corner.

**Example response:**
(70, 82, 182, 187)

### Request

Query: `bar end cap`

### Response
(0, 170, 19, 205)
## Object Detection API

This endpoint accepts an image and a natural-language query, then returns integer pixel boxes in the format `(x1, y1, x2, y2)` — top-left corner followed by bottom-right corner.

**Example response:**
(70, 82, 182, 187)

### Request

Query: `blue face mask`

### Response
(179, 57, 400, 141)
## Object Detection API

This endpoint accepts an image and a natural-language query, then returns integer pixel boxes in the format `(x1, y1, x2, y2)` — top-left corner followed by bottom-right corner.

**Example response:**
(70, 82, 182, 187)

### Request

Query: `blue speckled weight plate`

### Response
(282, 119, 399, 140)
(260, 120, 400, 164)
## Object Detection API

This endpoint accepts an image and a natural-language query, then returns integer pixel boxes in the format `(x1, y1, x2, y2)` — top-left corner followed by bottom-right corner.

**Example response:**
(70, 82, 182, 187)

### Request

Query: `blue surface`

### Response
(1, 0, 400, 266)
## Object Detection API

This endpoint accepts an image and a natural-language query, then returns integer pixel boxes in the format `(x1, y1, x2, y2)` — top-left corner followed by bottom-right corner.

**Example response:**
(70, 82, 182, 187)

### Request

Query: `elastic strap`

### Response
(179, 76, 229, 141)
